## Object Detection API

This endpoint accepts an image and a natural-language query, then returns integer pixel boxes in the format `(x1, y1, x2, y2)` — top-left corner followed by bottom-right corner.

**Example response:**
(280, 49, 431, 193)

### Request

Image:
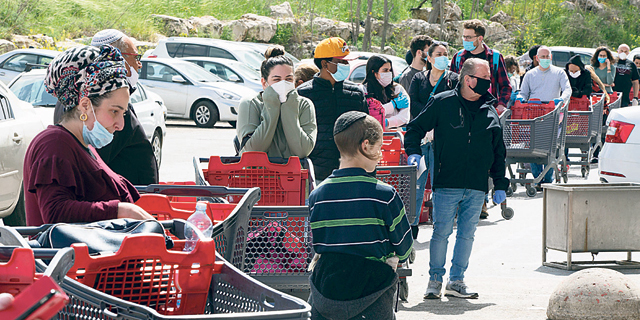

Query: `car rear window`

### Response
(166, 43, 181, 58)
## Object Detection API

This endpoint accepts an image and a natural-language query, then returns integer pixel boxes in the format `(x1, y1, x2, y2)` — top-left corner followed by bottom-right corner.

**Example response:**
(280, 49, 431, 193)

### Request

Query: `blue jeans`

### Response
(530, 163, 554, 184)
(413, 142, 434, 226)
(429, 188, 485, 282)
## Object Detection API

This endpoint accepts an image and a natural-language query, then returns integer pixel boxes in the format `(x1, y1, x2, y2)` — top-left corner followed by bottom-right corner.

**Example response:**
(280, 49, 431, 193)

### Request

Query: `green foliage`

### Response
(270, 22, 294, 44)
(220, 26, 232, 41)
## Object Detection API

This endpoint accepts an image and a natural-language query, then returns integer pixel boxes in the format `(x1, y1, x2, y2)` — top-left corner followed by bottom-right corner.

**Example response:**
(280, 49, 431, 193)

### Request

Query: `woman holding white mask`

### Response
(360, 55, 410, 129)
(236, 45, 317, 158)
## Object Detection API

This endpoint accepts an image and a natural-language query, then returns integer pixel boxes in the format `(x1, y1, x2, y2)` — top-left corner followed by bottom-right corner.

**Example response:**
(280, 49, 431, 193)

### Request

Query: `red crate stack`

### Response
(511, 100, 556, 120)
(379, 137, 406, 166)
(569, 96, 590, 111)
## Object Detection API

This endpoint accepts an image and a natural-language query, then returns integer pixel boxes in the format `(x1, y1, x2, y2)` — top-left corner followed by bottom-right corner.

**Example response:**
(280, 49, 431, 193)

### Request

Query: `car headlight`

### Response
(215, 89, 241, 101)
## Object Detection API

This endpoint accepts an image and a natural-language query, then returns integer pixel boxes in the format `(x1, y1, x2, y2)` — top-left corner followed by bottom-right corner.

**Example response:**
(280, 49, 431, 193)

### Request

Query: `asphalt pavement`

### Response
(160, 119, 640, 319)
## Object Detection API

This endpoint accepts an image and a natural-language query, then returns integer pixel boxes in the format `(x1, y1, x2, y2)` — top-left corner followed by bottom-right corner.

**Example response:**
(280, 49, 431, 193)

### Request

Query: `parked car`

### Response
(181, 57, 263, 93)
(144, 37, 267, 72)
(139, 58, 256, 128)
(599, 106, 640, 183)
(349, 51, 409, 76)
(7, 69, 168, 166)
(300, 52, 408, 84)
(238, 41, 301, 65)
(0, 49, 60, 84)
(548, 46, 595, 67)
(630, 47, 640, 62)
(0, 81, 45, 225)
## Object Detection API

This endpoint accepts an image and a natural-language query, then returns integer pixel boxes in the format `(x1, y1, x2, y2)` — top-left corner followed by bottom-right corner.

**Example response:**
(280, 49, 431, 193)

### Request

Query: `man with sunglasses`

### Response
(449, 19, 512, 116)
(53, 29, 158, 185)
(405, 58, 508, 300)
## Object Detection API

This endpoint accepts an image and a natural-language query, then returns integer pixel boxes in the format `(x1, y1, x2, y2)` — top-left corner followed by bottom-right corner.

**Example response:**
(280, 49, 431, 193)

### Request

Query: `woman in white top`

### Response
(360, 55, 410, 129)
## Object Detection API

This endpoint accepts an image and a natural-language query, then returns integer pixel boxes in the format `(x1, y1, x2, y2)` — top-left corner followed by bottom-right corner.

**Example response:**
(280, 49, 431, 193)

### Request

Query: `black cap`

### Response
(334, 111, 367, 136)
(529, 45, 541, 60)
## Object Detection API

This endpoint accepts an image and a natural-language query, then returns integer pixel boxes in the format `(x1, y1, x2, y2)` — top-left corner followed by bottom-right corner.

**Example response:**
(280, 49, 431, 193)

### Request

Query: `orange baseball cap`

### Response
(314, 37, 360, 60)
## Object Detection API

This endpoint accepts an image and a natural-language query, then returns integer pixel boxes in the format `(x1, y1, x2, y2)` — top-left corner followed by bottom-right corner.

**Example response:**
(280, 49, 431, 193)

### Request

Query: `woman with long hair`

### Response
(360, 55, 410, 129)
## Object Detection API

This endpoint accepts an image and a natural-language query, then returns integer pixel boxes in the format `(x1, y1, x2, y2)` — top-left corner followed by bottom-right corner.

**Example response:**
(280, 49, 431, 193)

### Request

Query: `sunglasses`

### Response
(121, 52, 142, 62)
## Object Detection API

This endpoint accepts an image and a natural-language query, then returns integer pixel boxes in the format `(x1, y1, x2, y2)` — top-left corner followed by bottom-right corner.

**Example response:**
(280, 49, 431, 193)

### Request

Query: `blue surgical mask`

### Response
(463, 40, 477, 52)
(508, 72, 514, 78)
(329, 61, 350, 82)
(433, 56, 449, 71)
(539, 59, 551, 69)
(597, 57, 607, 64)
(82, 102, 114, 149)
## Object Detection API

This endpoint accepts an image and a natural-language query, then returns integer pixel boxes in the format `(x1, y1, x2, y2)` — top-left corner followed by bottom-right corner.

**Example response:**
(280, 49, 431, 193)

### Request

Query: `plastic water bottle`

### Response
(183, 201, 213, 252)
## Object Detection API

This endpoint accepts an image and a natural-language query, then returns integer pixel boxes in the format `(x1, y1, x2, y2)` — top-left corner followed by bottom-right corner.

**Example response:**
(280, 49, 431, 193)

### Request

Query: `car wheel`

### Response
(192, 101, 219, 128)
(228, 121, 237, 128)
(152, 129, 162, 167)
(4, 186, 26, 226)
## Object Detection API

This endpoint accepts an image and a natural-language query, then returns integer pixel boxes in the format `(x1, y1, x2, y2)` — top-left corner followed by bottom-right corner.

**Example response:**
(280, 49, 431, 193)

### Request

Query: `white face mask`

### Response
(619, 52, 628, 60)
(270, 80, 295, 103)
(377, 72, 393, 87)
(125, 64, 139, 89)
(569, 70, 581, 78)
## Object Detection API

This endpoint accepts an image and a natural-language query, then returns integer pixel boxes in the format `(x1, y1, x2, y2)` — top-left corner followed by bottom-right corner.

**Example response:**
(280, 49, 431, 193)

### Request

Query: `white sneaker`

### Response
(424, 280, 442, 299)
(444, 280, 478, 299)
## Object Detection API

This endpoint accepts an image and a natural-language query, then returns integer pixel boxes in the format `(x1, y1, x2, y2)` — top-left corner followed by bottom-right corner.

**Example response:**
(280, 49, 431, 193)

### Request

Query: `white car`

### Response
(181, 57, 263, 93)
(599, 106, 640, 183)
(548, 46, 595, 68)
(0, 81, 45, 225)
(8, 69, 168, 166)
(140, 58, 257, 128)
(0, 49, 60, 84)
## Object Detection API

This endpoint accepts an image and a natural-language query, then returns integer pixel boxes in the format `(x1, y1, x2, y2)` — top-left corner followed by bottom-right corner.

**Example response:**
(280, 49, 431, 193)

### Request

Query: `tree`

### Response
(350, 0, 362, 45)
(362, 0, 374, 51)
(380, 0, 394, 50)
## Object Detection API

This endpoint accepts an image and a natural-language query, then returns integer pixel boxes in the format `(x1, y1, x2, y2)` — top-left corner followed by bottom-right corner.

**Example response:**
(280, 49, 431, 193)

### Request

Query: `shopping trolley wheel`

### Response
(506, 186, 514, 197)
(501, 206, 515, 220)
(398, 277, 409, 302)
(526, 185, 537, 197)
(408, 247, 416, 264)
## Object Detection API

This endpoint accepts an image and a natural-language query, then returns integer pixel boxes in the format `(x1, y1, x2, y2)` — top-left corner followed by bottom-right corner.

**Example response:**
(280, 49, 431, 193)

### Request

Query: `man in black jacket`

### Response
(297, 37, 368, 181)
(54, 29, 159, 185)
(405, 58, 509, 300)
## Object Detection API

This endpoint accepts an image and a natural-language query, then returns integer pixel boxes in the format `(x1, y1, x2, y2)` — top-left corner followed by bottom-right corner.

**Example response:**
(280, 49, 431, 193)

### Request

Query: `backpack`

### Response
(455, 48, 501, 93)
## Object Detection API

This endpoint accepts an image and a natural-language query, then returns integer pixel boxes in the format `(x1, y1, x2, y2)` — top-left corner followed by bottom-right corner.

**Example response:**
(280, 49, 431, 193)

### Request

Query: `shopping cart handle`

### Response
(135, 184, 249, 197)
(0, 247, 61, 260)
(43, 247, 75, 284)
(13, 224, 53, 236)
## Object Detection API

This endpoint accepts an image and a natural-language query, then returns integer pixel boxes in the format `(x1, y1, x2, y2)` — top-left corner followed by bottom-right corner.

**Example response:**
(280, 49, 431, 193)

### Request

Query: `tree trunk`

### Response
(439, 0, 446, 39)
(428, 0, 441, 24)
(362, 0, 374, 51)
(380, 0, 391, 50)
(355, 0, 362, 45)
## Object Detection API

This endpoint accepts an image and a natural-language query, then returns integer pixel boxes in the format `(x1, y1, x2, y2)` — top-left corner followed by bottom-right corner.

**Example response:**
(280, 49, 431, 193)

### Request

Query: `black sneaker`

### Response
(590, 158, 598, 164)
(480, 211, 489, 219)
(535, 185, 543, 192)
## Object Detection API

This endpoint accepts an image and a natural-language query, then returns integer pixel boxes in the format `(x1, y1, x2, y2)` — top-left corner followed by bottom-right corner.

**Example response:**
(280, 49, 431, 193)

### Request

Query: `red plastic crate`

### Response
(203, 152, 308, 206)
(159, 181, 197, 202)
(379, 137, 406, 166)
(0, 248, 68, 320)
(569, 96, 590, 111)
(66, 234, 220, 315)
(512, 100, 555, 120)
(136, 194, 234, 223)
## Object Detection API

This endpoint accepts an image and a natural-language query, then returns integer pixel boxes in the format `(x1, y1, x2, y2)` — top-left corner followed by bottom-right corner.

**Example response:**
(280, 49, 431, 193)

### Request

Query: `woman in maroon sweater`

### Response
(24, 45, 153, 226)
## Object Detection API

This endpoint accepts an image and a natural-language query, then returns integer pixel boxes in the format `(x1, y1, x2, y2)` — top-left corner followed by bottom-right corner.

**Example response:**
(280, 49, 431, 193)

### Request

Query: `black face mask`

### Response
(469, 75, 491, 95)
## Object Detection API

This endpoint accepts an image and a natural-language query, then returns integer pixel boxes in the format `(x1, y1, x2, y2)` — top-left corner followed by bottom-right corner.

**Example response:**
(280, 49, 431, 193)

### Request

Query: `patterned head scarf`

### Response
(45, 45, 129, 112)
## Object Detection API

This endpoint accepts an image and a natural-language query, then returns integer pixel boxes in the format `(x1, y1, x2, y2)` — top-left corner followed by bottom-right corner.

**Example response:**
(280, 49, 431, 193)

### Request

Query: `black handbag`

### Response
(29, 219, 173, 254)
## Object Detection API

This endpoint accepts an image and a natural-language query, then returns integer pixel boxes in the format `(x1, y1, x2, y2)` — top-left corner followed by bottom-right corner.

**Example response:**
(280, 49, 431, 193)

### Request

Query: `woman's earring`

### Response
(80, 113, 88, 121)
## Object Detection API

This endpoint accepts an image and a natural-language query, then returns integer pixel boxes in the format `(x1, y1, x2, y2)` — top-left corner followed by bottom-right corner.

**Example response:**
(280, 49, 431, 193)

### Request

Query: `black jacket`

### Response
(54, 101, 159, 185)
(405, 86, 509, 192)
(565, 55, 593, 98)
(297, 75, 368, 180)
(409, 70, 459, 119)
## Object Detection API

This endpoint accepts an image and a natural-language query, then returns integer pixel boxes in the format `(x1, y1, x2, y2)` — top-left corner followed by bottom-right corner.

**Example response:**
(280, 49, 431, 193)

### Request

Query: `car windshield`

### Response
(232, 62, 261, 81)
(238, 50, 264, 71)
(9, 74, 58, 107)
(174, 61, 223, 82)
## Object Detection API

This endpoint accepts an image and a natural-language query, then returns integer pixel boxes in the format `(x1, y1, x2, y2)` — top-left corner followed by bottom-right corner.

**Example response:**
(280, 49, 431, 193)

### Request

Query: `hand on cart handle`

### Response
(0, 293, 14, 311)
(493, 190, 506, 205)
(407, 154, 421, 166)
(117, 202, 154, 220)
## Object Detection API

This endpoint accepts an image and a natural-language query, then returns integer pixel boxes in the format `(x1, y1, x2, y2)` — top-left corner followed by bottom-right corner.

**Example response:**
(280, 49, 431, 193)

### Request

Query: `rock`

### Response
(270, 2, 295, 19)
(54, 40, 83, 51)
(0, 40, 16, 55)
(575, 0, 604, 12)
(483, 0, 495, 14)
(11, 35, 41, 49)
(490, 10, 510, 24)
(132, 39, 157, 54)
(308, 17, 351, 41)
(151, 14, 194, 37)
(484, 20, 511, 42)
(394, 19, 443, 47)
(30, 34, 55, 47)
(189, 16, 223, 38)
(410, 8, 431, 21)
(149, 33, 167, 43)
(229, 14, 277, 42)
(443, 2, 463, 22)
(371, 46, 397, 56)
(560, 1, 577, 10)
(547, 268, 640, 320)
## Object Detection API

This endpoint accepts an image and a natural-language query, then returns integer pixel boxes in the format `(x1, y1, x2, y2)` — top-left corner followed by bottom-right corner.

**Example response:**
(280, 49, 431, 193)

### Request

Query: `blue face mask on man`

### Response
(82, 102, 114, 149)
(463, 40, 477, 52)
(539, 58, 552, 69)
(328, 61, 350, 82)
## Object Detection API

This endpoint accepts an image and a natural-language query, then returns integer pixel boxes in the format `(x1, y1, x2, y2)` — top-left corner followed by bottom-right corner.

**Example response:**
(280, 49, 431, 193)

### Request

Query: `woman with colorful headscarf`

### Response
(23, 45, 153, 226)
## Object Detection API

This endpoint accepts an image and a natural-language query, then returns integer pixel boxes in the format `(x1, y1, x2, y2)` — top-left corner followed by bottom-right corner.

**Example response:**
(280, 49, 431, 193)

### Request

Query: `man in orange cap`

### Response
(297, 37, 369, 181)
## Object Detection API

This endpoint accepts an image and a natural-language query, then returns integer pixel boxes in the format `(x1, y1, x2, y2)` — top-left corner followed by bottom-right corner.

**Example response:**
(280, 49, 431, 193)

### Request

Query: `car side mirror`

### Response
(228, 74, 241, 82)
(172, 75, 187, 83)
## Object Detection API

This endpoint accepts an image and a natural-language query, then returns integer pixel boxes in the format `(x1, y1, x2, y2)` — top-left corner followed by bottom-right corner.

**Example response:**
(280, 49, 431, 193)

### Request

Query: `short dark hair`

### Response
(260, 45, 293, 79)
(528, 45, 541, 60)
(334, 115, 383, 161)
(634, 54, 640, 61)
(314, 58, 332, 70)
(428, 41, 449, 56)
(410, 35, 433, 58)
(294, 63, 319, 85)
(463, 19, 486, 37)
(504, 55, 520, 74)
